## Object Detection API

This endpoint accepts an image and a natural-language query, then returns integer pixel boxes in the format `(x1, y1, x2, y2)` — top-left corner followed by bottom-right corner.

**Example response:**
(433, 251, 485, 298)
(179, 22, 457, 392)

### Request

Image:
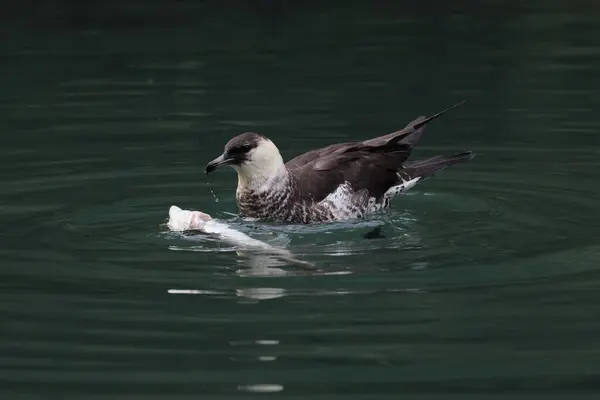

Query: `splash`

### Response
(207, 180, 219, 203)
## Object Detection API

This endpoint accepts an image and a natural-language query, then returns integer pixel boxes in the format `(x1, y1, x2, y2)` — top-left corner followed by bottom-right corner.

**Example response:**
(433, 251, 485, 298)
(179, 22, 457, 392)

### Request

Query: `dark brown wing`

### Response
(284, 120, 419, 171)
(285, 142, 355, 170)
(285, 115, 428, 201)
(360, 100, 464, 148)
(285, 101, 466, 202)
(290, 150, 411, 202)
(286, 101, 464, 170)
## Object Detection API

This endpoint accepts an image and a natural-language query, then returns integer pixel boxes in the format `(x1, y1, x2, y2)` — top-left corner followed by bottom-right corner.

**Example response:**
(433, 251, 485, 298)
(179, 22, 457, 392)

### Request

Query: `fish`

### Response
(166, 205, 315, 268)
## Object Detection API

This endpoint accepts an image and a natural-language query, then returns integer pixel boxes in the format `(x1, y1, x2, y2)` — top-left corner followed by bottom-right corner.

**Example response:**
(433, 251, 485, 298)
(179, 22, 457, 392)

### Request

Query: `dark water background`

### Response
(2, 1, 600, 398)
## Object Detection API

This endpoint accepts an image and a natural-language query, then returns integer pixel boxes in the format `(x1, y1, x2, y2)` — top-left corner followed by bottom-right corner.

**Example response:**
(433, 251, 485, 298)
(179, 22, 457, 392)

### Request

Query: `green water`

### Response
(2, 1, 600, 398)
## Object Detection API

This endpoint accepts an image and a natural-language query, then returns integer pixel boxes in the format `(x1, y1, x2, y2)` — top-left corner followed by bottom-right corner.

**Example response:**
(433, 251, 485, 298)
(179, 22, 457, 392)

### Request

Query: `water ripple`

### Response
(3, 5, 600, 396)
(3, 138, 598, 294)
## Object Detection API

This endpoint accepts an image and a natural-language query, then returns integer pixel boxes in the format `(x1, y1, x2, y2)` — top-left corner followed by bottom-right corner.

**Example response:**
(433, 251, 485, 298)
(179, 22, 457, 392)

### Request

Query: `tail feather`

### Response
(403, 151, 475, 180)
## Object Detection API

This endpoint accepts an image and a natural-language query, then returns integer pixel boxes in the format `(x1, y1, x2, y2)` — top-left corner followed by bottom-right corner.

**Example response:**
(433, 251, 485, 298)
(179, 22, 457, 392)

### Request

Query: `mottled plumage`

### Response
(205, 101, 475, 223)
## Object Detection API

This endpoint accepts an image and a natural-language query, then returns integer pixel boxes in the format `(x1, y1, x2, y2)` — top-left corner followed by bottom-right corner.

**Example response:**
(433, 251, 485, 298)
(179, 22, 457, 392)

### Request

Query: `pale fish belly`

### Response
(166, 205, 315, 267)
(382, 176, 421, 200)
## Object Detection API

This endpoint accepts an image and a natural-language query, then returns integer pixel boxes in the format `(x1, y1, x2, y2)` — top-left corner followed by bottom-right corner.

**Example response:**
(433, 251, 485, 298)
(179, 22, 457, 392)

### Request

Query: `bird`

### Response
(205, 101, 475, 224)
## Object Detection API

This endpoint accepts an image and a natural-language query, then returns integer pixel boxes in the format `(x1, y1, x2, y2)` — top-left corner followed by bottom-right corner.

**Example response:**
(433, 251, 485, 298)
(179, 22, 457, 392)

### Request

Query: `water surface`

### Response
(2, 1, 600, 398)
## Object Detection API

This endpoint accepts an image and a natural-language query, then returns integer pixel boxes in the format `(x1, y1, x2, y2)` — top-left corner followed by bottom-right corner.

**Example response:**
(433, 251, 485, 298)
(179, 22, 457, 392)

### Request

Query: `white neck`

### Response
(233, 141, 288, 194)
(235, 162, 288, 193)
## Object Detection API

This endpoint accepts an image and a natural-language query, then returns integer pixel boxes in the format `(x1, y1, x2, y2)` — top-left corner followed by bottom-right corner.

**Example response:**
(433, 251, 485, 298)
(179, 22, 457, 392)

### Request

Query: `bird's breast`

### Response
(236, 184, 296, 220)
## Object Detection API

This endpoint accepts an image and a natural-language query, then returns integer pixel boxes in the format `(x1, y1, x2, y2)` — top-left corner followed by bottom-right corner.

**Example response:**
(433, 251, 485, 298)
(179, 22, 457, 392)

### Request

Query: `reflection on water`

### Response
(237, 383, 284, 393)
(233, 340, 284, 393)
(3, 1, 600, 398)
(236, 287, 287, 301)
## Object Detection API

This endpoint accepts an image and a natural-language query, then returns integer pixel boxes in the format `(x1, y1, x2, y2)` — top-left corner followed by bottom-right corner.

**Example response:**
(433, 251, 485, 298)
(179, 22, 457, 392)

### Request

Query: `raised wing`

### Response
(286, 101, 466, 202)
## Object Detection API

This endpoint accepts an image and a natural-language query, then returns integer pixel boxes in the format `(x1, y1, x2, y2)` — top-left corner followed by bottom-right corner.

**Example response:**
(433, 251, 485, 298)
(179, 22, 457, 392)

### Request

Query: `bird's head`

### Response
(205, 132, 286, 189)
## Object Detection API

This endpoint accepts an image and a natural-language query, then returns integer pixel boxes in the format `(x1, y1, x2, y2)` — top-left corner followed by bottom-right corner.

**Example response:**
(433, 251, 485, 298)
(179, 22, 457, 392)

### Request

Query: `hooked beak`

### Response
(205, 154, 234, 174)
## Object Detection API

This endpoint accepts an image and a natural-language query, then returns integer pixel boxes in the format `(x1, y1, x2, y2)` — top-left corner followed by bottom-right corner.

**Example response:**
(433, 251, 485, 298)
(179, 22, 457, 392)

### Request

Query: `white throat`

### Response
(234, 140, 288, 193)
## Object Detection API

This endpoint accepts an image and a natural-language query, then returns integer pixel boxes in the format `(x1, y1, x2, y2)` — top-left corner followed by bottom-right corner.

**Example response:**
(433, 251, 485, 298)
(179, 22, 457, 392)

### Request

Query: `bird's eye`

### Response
(241, 144, 252, 152)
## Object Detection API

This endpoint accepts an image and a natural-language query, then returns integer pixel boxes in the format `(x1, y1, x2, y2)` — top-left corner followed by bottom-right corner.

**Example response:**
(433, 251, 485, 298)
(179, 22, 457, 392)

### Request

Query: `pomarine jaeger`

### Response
(205, 101, 475, 224)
